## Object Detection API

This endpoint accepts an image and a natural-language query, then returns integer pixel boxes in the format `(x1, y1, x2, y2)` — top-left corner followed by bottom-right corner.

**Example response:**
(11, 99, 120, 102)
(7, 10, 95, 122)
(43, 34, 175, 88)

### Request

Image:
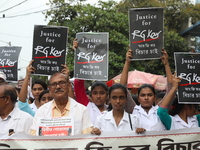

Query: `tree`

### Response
(45, 0, 133, 79)
(113, 0, 199, 75)
(44, 0, 199, 79)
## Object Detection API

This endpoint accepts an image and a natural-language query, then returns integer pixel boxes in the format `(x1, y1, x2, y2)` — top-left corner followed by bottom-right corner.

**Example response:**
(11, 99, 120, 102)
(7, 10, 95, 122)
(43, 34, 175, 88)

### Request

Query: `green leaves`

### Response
(44, 0, 198, 79)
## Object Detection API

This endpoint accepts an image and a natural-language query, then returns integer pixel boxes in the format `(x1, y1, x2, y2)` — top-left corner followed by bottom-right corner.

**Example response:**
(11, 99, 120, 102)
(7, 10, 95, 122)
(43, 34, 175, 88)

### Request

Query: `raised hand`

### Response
(126, 48, 133, 62)
(26, 60, 35, 77)
(61, 64, 70, 76)
(161, 48, 169, 66)
(72, 38, 78, 50)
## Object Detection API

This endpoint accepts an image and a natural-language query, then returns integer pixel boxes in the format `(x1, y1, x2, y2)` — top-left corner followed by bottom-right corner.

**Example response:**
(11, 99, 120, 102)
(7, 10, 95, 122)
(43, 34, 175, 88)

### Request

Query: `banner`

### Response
(0, 128, 200, 150)
(174, 52, 200, 103)
(129, 7, 163, 60)
(0, 46, 21, 81)
(32, 25, 68, 76)
(37, 117, 74, 136)
(74, 32, 109, 81)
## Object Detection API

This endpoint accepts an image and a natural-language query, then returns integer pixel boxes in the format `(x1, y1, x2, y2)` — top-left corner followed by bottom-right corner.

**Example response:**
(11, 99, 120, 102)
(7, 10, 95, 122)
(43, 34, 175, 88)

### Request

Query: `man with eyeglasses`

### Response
(0, 84, 33, 135)
(30, 72, 93, 136)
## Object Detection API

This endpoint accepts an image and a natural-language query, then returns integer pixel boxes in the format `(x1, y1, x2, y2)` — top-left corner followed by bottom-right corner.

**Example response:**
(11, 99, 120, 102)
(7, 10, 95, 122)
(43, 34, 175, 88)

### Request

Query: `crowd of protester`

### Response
(0, 42, 199, 137)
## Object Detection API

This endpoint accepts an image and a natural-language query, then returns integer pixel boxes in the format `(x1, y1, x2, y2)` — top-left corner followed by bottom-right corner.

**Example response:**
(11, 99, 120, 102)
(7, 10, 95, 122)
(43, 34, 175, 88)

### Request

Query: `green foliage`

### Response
(31, 75, 49, 84)
(144, 29, 188, 75)
(45, 0, 130, 79)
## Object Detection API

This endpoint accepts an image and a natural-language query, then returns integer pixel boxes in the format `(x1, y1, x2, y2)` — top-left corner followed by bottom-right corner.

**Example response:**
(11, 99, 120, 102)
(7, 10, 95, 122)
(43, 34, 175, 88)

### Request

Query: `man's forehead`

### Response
(0, 85, 4, 94)
(50, 74, 67, 82)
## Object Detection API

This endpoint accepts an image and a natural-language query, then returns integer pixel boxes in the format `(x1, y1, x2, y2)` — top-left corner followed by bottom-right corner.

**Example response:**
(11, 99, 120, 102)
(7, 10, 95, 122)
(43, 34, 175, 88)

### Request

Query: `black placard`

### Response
(32, 25, 68, 75)
(129, 7, 163, 60)
(0, 46, 21, 81)
(174, 52, 200, 103)
(74, 32, 109, 81)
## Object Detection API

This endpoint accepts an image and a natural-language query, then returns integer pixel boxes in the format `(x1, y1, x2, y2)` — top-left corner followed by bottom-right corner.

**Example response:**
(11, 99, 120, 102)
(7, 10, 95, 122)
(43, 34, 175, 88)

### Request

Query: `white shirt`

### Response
(87, 102, 107, 125)
(30, 97, 93, 135)
(170, 114, 198, 130)
(132, 105, 165, 131)
(29, 101, 38, 112)
(0, 105, 33, 135)
(95, 110, 139, 132)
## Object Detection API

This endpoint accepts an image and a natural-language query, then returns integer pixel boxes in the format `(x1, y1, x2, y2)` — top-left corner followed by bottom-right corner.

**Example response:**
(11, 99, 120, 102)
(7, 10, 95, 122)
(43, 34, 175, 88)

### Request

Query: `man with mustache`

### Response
(30, 72, 93, 136)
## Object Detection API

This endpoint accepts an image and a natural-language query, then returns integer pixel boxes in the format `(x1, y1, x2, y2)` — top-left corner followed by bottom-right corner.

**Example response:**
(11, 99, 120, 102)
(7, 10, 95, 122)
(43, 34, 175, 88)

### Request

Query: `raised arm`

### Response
(19, 60, 35, 103)
(120, 48, 136, 113)
(72, 38, 78, 51)
(120, 48, 133, 85)
(159, 75, 181, 107)
(161, 49, 173, 84)
(157, 75, 181, 130)
(61, 64, 75, 99)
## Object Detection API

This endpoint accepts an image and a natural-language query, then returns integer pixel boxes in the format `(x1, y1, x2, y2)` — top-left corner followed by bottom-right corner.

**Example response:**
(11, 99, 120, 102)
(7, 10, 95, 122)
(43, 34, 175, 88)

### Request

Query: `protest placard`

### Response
(32, 25, 68, 75)
(174, 52, 200, 103)
(74, 32, 109, 81)
(0, 46, 21, 81)
(129, 7, 163, 60)
(37, 117, 74, 136)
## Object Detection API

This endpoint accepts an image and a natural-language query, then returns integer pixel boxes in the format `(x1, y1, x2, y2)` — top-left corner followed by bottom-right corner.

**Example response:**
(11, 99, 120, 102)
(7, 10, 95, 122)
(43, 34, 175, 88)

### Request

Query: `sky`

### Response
(0, 0, 196, 80)
(0, 0, 51, 79)
(0, 0, 123, 80)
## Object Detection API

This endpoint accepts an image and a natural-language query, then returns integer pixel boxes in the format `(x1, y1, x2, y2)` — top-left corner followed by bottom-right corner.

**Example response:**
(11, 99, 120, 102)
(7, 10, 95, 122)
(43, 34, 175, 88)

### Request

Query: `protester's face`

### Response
(49, 73, 69, 100)
(91, 86, 107, 107)
(110, 88, 126, 111)
(186, 105, 198, 117)
(40, 93, 53, 106)
(138, 87, 155, 110)
(31, 84, 44, 100)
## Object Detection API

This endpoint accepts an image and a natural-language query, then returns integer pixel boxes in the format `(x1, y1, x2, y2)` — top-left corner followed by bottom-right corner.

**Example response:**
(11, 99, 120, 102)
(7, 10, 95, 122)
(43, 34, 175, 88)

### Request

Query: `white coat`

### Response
(30, 97, 92, 135)
(0, 106, 33, 135)
(95, 110, 139, 132)
(170, 114, 199, 130)
(87, 102, 107, 125)
(132, 105, 165, 131)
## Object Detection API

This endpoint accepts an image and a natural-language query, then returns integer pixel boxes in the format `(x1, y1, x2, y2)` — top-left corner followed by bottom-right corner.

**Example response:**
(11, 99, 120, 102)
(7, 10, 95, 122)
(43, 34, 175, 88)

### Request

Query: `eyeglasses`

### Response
(49, 81, 68, 89)
(0, 96, 6, 99)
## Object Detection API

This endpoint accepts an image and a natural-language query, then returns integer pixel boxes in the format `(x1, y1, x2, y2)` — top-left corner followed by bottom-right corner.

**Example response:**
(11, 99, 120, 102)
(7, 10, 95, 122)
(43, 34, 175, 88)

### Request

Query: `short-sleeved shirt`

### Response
(132, 105, 165, 131)
(157, 107, 199, 130)
(87, 102, 107, 125)
(95, 110, 139, 132)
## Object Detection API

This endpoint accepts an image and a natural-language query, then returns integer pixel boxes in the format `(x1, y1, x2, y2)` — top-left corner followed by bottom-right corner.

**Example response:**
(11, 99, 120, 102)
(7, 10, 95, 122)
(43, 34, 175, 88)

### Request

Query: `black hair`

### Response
(28, 97, 34, 104)
(168, 97, 197, 116)
(138, 84, 155, 95)
(32, 79, 47, 90)
(107, 83, 128, 111)
(0, 78, 5, 84)
(15, 87, 21, 94)
(132, 94, 139, 105)
(90, 81, 108, 96)
(38, 89, 49, 102)
(156, 91, 165, 100)
(2, 85, 17, 104)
